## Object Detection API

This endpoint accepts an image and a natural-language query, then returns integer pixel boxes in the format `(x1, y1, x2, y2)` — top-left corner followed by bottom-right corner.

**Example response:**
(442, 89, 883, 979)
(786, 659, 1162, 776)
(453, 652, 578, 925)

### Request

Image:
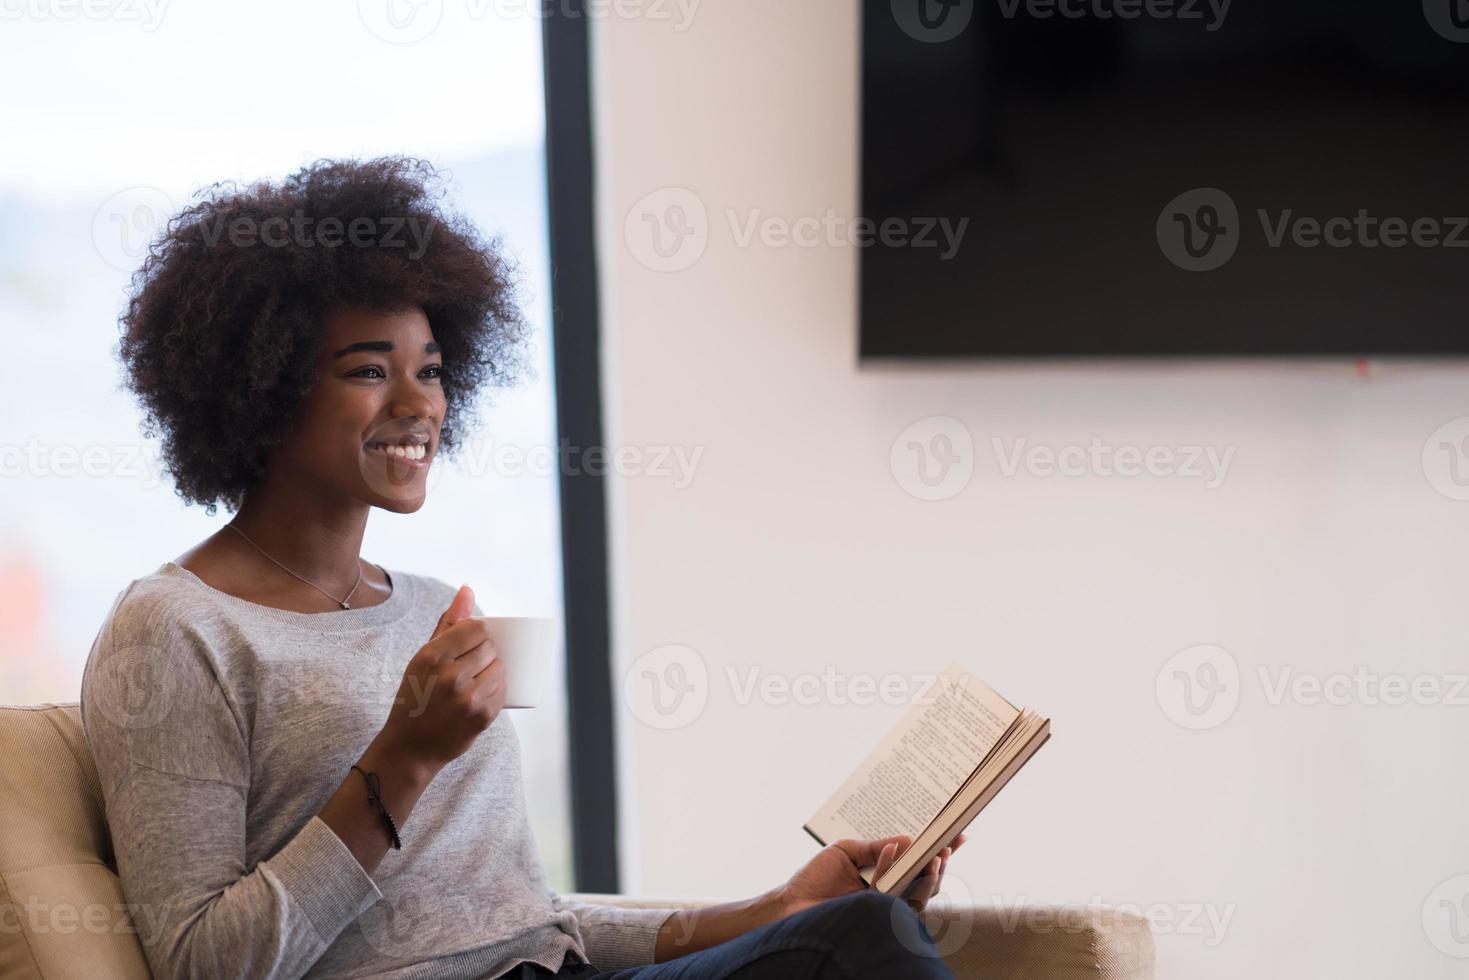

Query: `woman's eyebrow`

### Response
(332, 340, 442, 358)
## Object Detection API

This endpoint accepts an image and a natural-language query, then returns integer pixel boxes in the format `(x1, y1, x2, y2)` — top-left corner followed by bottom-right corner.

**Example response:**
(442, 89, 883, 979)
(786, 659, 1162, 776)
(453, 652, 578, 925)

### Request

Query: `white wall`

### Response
(591, 5, 1469, 978)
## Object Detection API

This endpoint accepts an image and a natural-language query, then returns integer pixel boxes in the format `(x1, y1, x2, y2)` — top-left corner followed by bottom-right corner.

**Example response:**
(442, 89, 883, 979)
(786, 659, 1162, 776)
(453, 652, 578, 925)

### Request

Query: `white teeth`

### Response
(372, 443, 426, 460)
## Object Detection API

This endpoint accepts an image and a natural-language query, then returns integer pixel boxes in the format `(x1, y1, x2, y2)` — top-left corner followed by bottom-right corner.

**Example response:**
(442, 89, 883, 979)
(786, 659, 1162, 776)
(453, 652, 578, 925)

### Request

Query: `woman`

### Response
(81, 157, 961, 979)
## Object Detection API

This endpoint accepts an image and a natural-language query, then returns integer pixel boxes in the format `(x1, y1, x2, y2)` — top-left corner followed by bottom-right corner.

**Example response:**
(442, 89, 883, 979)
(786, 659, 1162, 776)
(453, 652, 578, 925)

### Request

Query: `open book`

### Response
(803, 662, 1050, 895)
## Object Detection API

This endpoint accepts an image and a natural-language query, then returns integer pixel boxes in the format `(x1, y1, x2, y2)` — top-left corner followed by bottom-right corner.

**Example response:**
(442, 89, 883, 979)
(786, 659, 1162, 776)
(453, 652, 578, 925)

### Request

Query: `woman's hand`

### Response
(777, 833, 967, 916)
(370, 585, 506, 775)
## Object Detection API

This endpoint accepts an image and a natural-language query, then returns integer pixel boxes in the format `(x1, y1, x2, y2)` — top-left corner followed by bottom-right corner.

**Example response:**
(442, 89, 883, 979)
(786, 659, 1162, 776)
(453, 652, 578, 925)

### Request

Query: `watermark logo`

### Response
(727, 210, 967, 259)
(0, 438, 168, 490)
(88, 642, 182, 733)
(1422, 417, 1469, 501)
(1423, 874, 1469, 958)
(0, 0, 169, 30)
(891, 416, 975, 501)
(624, 188, 709, 272)
(1157, 188, 1239, 272)
(892, 426, 1232, 499)
(1156, 644, 1240, 730)
(993, 0, 1230, 30)
(358, 869, 491, 957)
(1159, 648, 1466, 728)
(92, 186, 176, 273)
(993, 896, 1235, 947)
(358, 437, 703, 502)
(1424, 0, 1469, 43)
(1160, 188, 1469, 271)
(357, 0, 444, 43)
(726, 667, 946, 708)
(623, 644, 709, 729)
(0, 897, 170, 946)
(897, 868, 977, 957)
(624, 661, 959, 729)
(892, 0, 973, 42)
(358, 0, 701, 41)
(624, 189, 968, 271)
(992, 437, 1233, 488)
(457, 438, 703, 487)
(1256, 666, 1468, 708)
(191, 210, 435, 256)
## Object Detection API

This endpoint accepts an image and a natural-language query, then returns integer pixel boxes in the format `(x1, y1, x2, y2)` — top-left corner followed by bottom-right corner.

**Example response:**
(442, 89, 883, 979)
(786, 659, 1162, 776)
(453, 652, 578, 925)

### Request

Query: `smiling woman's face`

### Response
(271, 304, 447, 514)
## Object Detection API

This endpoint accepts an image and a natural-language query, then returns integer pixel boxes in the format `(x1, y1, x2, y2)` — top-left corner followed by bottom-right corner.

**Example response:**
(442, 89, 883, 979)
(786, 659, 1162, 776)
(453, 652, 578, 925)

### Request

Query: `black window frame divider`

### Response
(541, 0, 621, 893)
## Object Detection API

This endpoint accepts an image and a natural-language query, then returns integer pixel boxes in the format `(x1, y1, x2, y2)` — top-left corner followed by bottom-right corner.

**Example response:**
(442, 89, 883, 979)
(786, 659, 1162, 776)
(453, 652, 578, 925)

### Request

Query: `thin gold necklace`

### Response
(224, 522, 364, 610)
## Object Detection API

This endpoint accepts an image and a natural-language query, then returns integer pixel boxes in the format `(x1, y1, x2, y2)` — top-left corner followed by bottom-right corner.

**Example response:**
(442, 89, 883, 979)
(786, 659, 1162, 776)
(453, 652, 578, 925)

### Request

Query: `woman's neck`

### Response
(227, 491, 370, 588)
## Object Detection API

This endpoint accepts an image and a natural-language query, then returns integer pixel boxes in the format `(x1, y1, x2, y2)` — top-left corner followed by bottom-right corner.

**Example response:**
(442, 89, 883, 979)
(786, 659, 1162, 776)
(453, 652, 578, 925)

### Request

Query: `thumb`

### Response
(833, 835, 911, 869)
(433, 584, 475, 639)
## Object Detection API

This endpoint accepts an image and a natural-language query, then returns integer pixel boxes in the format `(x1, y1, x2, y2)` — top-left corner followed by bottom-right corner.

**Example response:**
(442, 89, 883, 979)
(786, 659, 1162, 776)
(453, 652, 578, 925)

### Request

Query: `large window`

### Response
(0, 2, 573, 888)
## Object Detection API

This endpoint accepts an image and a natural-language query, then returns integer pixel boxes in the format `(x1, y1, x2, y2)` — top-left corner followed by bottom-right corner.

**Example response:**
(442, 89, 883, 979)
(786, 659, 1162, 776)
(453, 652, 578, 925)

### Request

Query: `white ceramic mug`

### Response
(484, 617, 556, 708)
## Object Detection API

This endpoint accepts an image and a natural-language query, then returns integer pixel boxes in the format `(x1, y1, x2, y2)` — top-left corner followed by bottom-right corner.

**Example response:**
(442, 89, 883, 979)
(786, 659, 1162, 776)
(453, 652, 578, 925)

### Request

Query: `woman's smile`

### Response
(366, 441, 431, 466)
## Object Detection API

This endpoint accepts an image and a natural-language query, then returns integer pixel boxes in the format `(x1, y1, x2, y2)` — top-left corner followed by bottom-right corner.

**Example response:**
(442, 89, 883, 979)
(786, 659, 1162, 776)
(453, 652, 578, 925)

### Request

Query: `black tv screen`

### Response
(860, 0, 1469, 357)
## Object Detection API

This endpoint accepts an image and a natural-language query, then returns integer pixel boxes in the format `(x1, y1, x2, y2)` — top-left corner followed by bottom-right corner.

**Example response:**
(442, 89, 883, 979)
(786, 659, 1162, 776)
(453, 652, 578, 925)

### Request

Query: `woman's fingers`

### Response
(432, 585, 474, 639)
(872, 841, 899, 883)
(834, 835, 910, 872)
(908, 846, 955, 910)
(934, 847, 951, 896)
(904, 855, 942, 910)
(853, 835, 960, 908)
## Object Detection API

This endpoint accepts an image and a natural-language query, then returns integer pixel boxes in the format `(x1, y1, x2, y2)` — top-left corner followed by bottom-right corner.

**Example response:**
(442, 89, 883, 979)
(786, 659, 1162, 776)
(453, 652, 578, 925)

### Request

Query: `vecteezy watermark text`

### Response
(357, 0, 702, 45)
(992, 437, 1233, 488)
(456, 438, 702, 488)
(890, 418, 1236, 502)
(192, 211, 436, 259)
(622, 647, 963, 729)
(1158, 187, 1469, 272)
(0, 0, 169, 30)
(0, 438, 166, 489)
(623, 187, 969, 272)
(993, 0, 1230, 31)
(890, 0, 1228, 43)
(1257, 666, 1469, 708)
(990, 896, 1235, 947)
(0, 897, 170, 946)
(726, 209, 968, 260)
(1157, 644, 1469, 730)
(90, 187, 437, 270)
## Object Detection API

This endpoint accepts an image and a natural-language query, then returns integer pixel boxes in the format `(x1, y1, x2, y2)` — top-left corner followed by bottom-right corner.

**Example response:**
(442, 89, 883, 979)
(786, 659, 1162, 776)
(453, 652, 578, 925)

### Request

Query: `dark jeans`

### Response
(497, 891, 955, 979)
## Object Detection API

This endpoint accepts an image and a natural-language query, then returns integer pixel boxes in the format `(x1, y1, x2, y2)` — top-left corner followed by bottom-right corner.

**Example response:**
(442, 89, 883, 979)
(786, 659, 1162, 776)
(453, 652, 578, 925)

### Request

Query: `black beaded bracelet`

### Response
(350, 765, 403, 850)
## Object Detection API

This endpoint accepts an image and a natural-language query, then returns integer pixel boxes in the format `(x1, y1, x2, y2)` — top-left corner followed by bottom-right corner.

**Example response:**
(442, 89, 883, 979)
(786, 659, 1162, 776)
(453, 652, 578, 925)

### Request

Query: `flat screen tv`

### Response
(861, 0, 1469, 357)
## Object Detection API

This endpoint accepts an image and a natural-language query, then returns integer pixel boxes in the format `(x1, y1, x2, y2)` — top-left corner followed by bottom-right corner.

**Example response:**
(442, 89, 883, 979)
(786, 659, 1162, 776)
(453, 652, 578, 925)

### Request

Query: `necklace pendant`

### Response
(340, 600, 351, 610)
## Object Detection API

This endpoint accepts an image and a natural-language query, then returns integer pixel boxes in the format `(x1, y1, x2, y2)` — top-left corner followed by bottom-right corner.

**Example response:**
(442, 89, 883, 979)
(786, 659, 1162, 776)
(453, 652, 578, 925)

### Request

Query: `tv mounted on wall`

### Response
(860, 0, 1469, 357)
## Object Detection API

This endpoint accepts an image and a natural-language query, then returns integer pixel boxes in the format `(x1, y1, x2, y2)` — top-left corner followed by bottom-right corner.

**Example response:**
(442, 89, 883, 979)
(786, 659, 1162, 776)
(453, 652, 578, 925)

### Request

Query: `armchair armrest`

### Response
(564, 894, 1155, 980)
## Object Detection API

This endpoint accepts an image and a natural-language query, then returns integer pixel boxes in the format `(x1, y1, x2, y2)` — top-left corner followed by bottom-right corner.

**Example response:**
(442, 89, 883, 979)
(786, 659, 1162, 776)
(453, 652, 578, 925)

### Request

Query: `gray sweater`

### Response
(80, 562, 673, 979)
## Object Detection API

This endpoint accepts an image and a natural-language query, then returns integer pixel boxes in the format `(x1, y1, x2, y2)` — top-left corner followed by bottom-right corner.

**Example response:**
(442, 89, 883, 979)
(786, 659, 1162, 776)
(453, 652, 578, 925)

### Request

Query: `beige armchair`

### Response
(0, 703, 1154, 979)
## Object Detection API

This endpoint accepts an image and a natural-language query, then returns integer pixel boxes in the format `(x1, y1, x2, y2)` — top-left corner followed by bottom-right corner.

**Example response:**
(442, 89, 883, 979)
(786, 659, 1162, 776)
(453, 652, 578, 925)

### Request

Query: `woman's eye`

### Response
(349, 365, 443, 380)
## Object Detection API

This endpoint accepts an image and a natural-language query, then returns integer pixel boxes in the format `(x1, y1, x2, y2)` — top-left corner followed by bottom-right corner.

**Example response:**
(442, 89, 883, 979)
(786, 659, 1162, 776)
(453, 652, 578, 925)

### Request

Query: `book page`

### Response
(876, 711, 1050, 894)
(804, 662, 1020, 846)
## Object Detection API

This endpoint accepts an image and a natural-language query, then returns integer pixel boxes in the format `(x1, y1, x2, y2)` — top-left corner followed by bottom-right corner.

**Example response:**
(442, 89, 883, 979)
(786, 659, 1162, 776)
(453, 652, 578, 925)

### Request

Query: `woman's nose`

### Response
(388, 377, 441, 420)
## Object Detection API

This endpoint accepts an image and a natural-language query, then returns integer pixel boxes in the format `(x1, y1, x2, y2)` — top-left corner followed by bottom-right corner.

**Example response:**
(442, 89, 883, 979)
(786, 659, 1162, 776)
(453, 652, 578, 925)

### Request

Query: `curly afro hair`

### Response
(116, 155, 527, 516)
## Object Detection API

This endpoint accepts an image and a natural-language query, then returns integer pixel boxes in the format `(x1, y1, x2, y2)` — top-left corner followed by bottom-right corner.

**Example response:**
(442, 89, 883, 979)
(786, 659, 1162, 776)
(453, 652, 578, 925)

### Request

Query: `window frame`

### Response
(542, 0, 621, 893)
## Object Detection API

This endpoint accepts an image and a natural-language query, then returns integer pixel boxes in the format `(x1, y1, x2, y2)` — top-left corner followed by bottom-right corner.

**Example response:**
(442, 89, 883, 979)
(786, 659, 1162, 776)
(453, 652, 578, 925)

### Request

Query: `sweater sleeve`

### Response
(80, 592, 383, 980)
(550, 894, 677, 969)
